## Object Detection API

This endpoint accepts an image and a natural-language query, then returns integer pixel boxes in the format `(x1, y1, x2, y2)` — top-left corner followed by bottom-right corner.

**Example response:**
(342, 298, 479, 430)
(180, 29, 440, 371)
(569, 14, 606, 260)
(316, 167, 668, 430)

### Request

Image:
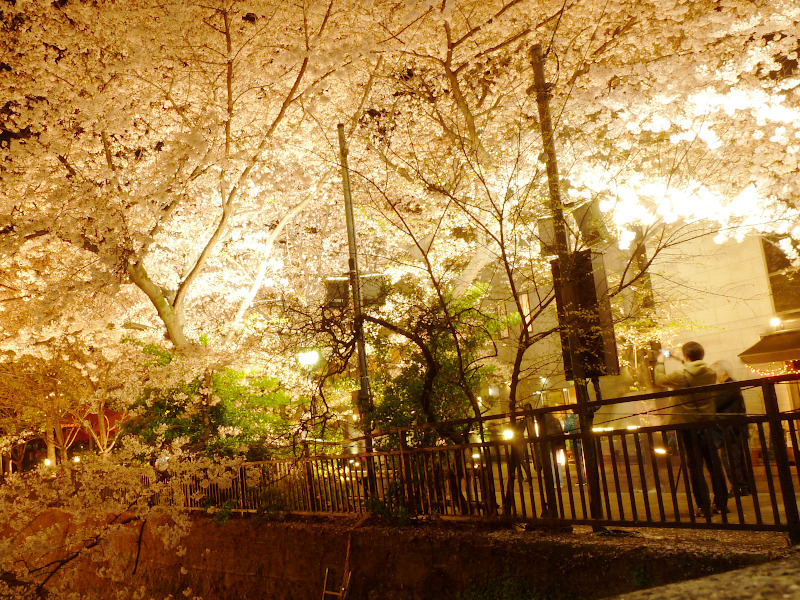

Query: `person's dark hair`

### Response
(681, 341, 705, 361)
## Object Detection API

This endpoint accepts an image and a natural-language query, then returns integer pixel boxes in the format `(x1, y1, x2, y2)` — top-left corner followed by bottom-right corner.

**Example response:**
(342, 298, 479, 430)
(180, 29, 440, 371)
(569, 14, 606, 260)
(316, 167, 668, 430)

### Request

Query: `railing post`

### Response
(535, 413, 559, 519)
(365, 432, 378, 498)
(302, 440, 317, 512)
(763, 381, 800, 544)
(398, 429, 416, 512)
(576, 387, 604, 525)
(239, 465, 247, 511)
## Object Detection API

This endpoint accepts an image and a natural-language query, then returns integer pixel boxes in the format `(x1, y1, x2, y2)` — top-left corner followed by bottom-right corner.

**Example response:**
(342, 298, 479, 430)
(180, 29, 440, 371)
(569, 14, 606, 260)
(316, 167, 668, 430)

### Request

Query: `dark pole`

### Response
(530, 44, 603, 524)
(337, 124, 376, 490)
(763, 382, 800, 544)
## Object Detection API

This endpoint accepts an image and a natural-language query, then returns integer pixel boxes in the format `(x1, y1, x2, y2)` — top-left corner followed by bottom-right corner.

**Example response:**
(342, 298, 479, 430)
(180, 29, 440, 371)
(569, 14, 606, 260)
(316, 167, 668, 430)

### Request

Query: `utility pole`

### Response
(530, 44, 603, 524)
(337, 124, 376, 486)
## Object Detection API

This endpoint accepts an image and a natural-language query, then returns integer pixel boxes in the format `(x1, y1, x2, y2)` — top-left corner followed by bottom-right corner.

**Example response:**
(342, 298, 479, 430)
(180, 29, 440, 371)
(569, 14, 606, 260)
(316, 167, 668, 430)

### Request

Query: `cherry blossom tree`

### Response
(4, 0, 795, 371)
(330, 0, 800, 410)
(0, 2, 799, 596)
(0, 0, 798, 437)
(1, 0, 372, 355)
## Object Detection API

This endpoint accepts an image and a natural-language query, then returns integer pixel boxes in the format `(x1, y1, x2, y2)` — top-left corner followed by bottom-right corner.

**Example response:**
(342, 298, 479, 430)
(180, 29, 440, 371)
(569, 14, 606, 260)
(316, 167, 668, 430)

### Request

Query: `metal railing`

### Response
(177, 374, 800, 543)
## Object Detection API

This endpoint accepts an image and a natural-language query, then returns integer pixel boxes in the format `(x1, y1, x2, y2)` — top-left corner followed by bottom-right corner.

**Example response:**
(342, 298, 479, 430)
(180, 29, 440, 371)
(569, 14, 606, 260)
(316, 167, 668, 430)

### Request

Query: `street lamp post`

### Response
(531, 43, 603, 524)
(337, 124, 373, 427)
(337, 124, 377, 492)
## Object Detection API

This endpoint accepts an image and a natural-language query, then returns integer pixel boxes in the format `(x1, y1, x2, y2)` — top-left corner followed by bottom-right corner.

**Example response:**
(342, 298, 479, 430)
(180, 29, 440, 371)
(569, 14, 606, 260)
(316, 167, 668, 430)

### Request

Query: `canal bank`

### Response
(54, 513, 792, 599)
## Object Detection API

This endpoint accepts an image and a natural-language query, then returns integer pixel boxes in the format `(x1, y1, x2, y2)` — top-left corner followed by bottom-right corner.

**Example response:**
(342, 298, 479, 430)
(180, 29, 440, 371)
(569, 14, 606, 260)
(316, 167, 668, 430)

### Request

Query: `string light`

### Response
(748, 365, 800, 377)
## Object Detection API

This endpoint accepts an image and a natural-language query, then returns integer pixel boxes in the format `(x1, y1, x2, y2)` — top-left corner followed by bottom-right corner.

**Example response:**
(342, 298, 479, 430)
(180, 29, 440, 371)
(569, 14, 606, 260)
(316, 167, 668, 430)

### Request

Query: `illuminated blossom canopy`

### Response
(1, 5, 799, 590)
(0, 0, 797, 360)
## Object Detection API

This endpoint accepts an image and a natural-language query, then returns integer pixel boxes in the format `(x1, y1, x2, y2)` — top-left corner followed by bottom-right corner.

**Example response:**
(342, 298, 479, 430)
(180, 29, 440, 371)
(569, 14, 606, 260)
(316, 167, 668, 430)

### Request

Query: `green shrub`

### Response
(365, 481, 413, 525)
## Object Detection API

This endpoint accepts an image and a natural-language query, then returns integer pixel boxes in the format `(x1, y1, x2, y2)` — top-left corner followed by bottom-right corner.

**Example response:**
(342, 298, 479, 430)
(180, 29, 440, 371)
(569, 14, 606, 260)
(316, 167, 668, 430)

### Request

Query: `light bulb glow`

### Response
(297, 350, 320, 367)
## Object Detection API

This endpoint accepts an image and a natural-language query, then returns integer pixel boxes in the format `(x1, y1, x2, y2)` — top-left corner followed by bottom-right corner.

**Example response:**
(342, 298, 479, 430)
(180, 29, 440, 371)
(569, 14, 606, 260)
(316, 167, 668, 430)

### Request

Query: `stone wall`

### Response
(66, 514, 784, 600)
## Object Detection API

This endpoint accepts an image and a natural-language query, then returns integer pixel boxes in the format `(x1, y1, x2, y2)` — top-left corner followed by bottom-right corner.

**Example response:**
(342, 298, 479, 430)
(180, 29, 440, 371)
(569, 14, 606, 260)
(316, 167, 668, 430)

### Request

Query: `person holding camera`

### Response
(654, 341, 729, 518)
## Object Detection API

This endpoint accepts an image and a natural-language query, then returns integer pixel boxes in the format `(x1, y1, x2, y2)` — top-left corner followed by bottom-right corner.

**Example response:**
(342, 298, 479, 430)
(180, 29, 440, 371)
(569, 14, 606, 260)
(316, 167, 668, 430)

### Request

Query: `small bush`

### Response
(365, 481, 413, 525)
(208, 499, 237, 524)
(253, 489, 287, 522)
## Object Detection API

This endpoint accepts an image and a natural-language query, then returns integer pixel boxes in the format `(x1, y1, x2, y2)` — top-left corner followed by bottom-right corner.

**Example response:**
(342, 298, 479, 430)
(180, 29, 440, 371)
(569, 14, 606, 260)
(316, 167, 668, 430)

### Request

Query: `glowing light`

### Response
(653, 447, 668, 455)
(502, 429, 515, 441)
(626, 425, 640, 431)
(556, 449, 566, 466)
(44, 458, 52, 466)
(472, 453, 481, 460)
(770, 317, 782, 328)
(73, 456, 81, 463)
(297, 349, 320, 367)
(618, 229, 637, 250)
(750, 364, 800, 377)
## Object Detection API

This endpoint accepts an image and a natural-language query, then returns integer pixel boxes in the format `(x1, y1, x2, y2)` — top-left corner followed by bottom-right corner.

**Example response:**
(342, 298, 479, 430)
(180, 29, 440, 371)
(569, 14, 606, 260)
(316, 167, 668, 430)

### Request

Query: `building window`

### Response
(495, 302, 510, 339)
(518, 292, 534, 333)
(762, 237, 800, 317)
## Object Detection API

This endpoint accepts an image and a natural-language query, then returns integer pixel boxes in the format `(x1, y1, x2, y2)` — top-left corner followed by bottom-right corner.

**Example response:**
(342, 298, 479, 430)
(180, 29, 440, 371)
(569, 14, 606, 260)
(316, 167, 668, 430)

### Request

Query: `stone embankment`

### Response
(54, 513, 792, 599)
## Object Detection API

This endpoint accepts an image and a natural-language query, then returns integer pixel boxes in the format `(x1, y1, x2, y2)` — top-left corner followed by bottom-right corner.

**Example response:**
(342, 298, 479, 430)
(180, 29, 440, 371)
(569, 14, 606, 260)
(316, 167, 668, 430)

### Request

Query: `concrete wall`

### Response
(649, 234, 798, 411)
(649, 235, 773, 379)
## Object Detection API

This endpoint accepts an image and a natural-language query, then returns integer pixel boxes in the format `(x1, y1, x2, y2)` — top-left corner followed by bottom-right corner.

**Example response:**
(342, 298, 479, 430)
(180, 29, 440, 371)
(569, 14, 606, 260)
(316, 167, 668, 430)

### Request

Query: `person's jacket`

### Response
(654, 360, 717, 424)
(715, 376, 746, 413)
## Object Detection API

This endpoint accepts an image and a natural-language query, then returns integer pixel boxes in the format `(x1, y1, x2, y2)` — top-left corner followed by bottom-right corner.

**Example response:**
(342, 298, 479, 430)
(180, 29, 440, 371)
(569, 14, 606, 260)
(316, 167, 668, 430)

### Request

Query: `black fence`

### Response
(177, 374, 800, 543)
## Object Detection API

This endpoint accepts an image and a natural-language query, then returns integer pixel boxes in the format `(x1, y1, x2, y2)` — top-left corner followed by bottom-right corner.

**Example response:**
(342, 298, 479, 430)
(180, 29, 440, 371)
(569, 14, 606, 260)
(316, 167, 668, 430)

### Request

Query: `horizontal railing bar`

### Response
(338, 373, 800, 444)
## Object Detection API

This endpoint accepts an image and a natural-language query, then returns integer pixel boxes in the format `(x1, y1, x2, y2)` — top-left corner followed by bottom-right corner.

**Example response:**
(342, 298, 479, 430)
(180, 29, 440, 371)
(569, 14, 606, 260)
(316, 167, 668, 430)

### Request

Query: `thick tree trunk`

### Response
(54, 421, 68, 464)
(98, 403, 109, 454)
(45, 415, 57, 464)
(126, 261, 189, 349)
(11, 445, 25, 473)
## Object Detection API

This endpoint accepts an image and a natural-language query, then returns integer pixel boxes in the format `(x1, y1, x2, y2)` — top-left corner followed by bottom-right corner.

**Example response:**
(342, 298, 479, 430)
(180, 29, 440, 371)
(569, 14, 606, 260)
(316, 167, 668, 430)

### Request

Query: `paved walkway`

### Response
(612, 552, 800, 599)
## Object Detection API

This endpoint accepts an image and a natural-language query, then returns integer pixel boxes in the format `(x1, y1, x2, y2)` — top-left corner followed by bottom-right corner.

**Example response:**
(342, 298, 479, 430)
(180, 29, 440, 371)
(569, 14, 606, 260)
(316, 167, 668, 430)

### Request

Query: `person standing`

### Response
(654, 341, 729, 518)
(711, 360, 752, 496)
(564, 410, 585, 485)
(522, 404, 566, 517)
